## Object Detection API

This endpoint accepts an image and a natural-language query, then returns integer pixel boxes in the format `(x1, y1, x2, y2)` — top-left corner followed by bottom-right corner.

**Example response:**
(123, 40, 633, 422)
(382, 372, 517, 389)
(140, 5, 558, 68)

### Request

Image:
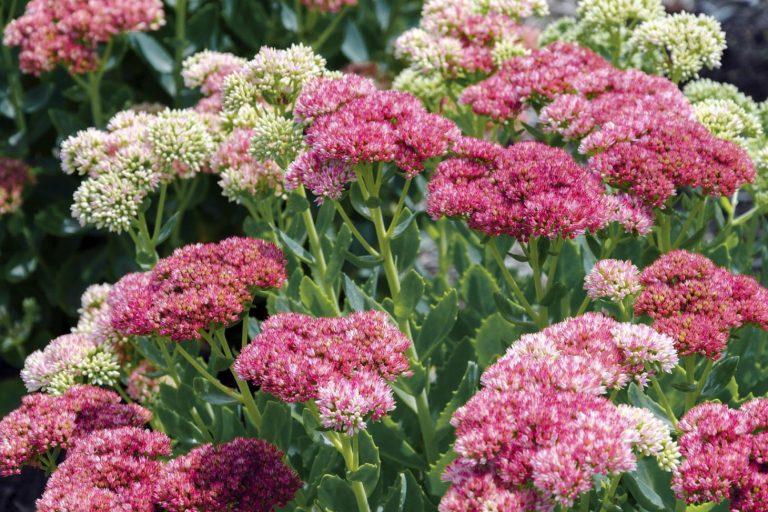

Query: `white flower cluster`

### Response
(576, 0, 663, 29)
(619, 405, 681, 471)
(630, 12, 725, 82)
(243, 44, 327, 106)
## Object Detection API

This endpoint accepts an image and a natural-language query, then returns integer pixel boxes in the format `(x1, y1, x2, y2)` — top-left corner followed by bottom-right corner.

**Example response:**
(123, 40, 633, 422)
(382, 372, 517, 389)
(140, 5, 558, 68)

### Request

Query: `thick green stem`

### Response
(333, 201, 380, 257)
(675, 498, 688, 512)
(489, 243, 541, 327)
(691, 358, 714, 407)
(312, 6, 349, 48)
(598, 474, 621, 512)
(656, 213, 673, 253)
(338, 435, 372, 512)
(175, 343, 241, 401)
(684, 356, 697, 412)
(355, 166, 437, 463)
(1, 44, 26, 137)
(578, 493, 591, 512)
(151, 183, 168, 244)
(672, 197, 706, 249)
(173, 0, 188, 106)
(651, 376, 679, 429)
(213, 329, 263, 431)
(297, 187, 338, 311)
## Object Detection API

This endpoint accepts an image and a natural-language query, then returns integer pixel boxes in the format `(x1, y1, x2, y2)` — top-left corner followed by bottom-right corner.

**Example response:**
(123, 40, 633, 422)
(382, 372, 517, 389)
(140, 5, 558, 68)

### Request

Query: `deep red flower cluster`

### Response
(157, 437, 301, 512)
(635, 250, 768, 359)
(110, 237, 286, 341)
(3, 0, 165, 75)
(674, 399, 768, 510)
(287, 74, 460, 200)
(0, 386, 151, 476)
(37, 427, 170, 512)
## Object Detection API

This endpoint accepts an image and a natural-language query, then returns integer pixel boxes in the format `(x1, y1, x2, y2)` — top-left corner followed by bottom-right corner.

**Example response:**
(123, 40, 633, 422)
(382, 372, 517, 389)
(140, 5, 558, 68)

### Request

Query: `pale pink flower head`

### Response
(0, 157, 34, 215)
(21, 334, 96, 392)
(110, 237, 286, 341)
(610, 323, 678, 385)
(293, 74, 378, 124)
(37, 427, 170, 512)
(126, 361, 168, 405)
(3, 0, 165, 75)
(285, 152, 355, 203)
(618, 405, 681, 471)
(157, 437, 301, 512)
(0, 386, 151, 476)
(317, 370, 396, 435)
(427, 139, 610, 240)
(182, 51, 247, 96)
(234, 311, 411, 403)
(584, 259, 642, 302)
(635, 250, 768, 359)
(213, 128, 284, 201)
(603, 193, 654, 235)
(439, 466, 541, 512)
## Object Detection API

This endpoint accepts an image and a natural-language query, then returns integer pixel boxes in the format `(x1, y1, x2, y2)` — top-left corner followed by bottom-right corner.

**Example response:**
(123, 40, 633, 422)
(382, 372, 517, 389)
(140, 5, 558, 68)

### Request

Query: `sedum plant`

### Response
(2, 0, 768, 511)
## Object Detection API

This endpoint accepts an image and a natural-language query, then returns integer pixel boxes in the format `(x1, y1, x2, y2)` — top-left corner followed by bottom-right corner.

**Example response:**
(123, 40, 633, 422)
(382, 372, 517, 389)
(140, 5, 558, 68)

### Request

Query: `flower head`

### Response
(301, 0, 357, 12)
(618, 405, 680, 471)
(0, 386, 151, 476)
(110, 237, 286, 341)
(37, 427, 170, 512)
(125, 361, 168, 405)
(576, 0, 664, 28)
(635, 250, 768, 359)
(3, 0, 165, 75)
(693, 98, 763, 142)
(148, 110, 216, 180)
(244, 44, 326, 106)
(157, 437, 301, 512)
(235, 311, 410, 404)
(317, 370, 396, 435)
(0, 158, 34, 215)
(630, 12, 726, 82)
(213, 128, 285, 202)
(584, 259, 642, 302)
(182, 51, 247, 96)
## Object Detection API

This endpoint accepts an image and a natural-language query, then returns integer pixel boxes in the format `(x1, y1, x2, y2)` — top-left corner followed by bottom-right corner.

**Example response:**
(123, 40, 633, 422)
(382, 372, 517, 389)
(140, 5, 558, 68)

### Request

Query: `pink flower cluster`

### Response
(584, 259, 642, 302)
(0, 386, 151, 476)
(110, 237, 286, 341)
(37, 427, 170, 512)
(462, 42, 754, 208)
(427, 137, 646, 239)
(234, 311, 410, 433)
(0, 157, 34, 215)
(287, 74, 460, 201)
(213, 128, 284, 198)
(673, 399, 768, 510)
(3, 0, 165, 75)
(461, 42, 608, 120)
(157, 437, 302, 511)
(442, 314, 678, 510)
(182, 51, 246, 113)
(635, 250, 768, 359)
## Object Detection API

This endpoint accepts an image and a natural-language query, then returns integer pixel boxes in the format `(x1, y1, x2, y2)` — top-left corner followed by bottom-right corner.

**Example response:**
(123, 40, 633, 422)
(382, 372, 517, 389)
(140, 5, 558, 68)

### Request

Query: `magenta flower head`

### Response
(110, 237, 287, 341)
(37, 427, 171, 512)
(234, 311, 409, 433)
(3, 0, 165, 75)
(0, 157, 34, 215)
(427, 137, 611, 240)
(460, 42, 611, 121)
(157, 437, 301, 512)
(673, 399, 768, 509)
(0, 385, 151, 476)
(287, 75, 459, 201)
(635, 250, 768, 359)
(584, 259, 642, 302)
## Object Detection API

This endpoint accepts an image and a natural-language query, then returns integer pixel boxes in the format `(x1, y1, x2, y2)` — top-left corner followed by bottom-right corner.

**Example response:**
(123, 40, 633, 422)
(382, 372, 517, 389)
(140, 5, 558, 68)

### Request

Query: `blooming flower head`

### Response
(635, 250, 768, 359)
(213, 128, 285, 202)
(182, 51, 247, 96)
(584, 259, 642, 302)
(36, 427, 170, 512)
(693, 98, 763, 142)
(673, 399, 768, 507)
(317, 370, 396, 435)
(427, 137, 611, 240)
(630, 12, 726, 82)
(235, 311, 410, 403)
(3, 0, 165, 75)
(147, 109, 216, 180)
(125, 361, 169, 405)
(243, 44, 327, 106)
(0, 157, 34, 215)
(21, 334, 101, 393)
(684, 78, 760, 114)
(110, 237, 286, 341)
(288, 75, 459, 200)
(0, 386, 151, 476)
(158, 437, 301, 512)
